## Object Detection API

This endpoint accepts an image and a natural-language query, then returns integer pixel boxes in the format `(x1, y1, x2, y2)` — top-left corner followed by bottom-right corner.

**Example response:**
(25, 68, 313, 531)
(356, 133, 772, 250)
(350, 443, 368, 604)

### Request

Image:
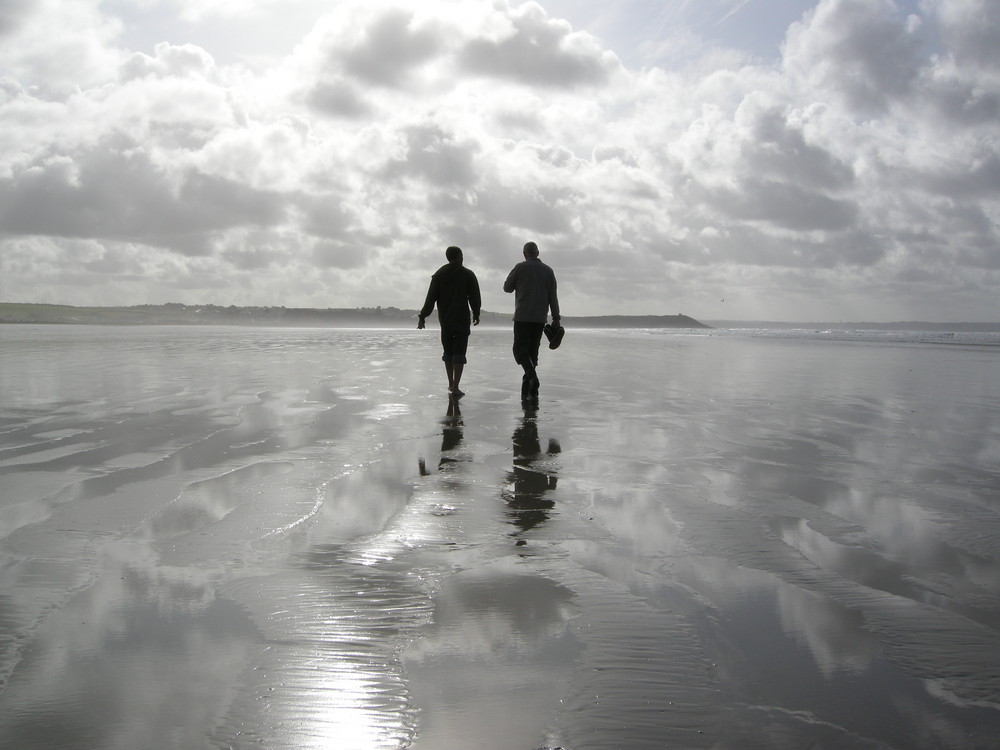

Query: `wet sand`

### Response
(1, 325, 999, 749)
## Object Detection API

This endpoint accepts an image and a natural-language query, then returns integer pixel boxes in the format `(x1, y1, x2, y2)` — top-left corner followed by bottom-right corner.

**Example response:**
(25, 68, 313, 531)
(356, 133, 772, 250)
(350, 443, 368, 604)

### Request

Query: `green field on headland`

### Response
(0, 302, 711, 329)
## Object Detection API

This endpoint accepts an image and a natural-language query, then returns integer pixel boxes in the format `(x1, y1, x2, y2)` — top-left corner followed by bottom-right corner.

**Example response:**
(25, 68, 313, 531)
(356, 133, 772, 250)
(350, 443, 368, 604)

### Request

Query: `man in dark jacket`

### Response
(503, 241, 560, 401)
(418, 245, 481, 398)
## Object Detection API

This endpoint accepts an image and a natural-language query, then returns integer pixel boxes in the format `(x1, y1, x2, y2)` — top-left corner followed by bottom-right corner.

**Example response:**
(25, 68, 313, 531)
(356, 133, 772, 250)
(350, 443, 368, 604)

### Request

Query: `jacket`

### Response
(503, 258, 560, 324)
(419, 263, 481, 330)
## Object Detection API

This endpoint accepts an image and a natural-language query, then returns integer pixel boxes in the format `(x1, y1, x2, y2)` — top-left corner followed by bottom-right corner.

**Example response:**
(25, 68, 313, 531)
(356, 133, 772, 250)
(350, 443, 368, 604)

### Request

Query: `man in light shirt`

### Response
(503, 241, 562, 402)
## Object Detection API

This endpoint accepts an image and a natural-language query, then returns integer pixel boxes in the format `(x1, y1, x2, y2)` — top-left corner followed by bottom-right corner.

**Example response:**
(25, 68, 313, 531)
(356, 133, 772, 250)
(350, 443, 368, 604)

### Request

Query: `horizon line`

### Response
(1, 302, 999, 327)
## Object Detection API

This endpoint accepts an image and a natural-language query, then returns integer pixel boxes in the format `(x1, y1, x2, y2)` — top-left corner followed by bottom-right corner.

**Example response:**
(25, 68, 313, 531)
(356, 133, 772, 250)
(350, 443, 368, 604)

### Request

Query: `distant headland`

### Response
(0, 302, 711, 329)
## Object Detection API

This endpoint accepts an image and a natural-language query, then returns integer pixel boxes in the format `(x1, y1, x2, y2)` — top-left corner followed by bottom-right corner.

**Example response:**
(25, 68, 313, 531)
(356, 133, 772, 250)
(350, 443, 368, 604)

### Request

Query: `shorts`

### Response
(440, 325, 470, 364)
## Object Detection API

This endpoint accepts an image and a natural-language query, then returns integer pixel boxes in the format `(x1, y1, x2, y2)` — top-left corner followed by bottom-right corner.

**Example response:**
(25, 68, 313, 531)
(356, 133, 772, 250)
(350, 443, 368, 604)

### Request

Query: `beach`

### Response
(1, 324, 999, 749)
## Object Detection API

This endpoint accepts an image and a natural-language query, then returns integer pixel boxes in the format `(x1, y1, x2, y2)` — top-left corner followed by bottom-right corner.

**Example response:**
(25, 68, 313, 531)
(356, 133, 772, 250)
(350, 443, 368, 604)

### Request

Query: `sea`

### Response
(675, 324, 1000, 347)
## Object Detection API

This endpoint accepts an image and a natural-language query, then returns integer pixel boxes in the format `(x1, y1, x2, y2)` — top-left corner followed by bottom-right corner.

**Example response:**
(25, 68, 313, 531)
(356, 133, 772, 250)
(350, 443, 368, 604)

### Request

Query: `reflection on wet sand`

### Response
(3, 327, 1000, 749)
(503, 405, 561, 539)
(419, 397, 465, 476)
(404, 398, 580, 749)
(0, 544, 260, 750)
(403, 561, 580, 750)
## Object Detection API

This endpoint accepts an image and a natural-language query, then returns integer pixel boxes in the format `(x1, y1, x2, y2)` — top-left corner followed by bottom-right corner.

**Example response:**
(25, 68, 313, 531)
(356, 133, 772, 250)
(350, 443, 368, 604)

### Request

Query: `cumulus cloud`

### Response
(784, 0, 925, 114)
(0, 0, 998, 321)
(337, 6, 446, 87)
(936, 0, 1000, 70)
(0, 136, 287, 255)
(739, 107, 855, 192)
(458, 2, 619, 87)
(0, 0, 34, 38)
(379, 124, 480, 188)
(0, 0, 122, 96)
(120, 42, 218, 82)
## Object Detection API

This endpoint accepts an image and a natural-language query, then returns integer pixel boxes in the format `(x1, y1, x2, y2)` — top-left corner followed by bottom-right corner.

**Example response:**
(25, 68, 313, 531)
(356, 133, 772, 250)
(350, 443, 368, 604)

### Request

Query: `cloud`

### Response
(739, 107, 854, 192)
(913, 0, 1000, 128)
(306, 77, 373, 118)
(312, 240, 369, 270)
(473, 181, 577, 236)
(458, 2, 620, 88)
(379, 123, 480, 188)
(0, 0, 998, 321)
(294, 4, 453, 119)
(783, 0, 923, 113)
(337, 6, 447, 87)
(0, 0, 34, 38)
(120, 42, 218, 82)
(0, 137, 287, 255)
(0, 0, 122, 97)
(921, 154, 1000, 200)
(704, 180, 859, 233)
(935, 0, 1000, 71)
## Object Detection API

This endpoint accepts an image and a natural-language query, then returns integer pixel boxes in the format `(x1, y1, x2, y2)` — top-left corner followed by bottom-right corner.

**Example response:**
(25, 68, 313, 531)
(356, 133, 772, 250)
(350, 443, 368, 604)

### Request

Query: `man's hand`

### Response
(417, 317, 425, 330)
(473, 317, 480, 326)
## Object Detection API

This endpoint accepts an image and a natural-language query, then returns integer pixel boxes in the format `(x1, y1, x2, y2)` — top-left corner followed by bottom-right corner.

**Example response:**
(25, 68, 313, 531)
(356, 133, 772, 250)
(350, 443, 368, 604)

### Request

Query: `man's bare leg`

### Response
(444, 362, 465, 397)
(445, 362, 455, 392)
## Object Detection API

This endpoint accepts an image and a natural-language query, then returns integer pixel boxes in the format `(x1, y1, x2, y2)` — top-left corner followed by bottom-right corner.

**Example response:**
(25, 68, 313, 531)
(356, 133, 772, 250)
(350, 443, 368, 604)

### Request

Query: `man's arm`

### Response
(549, 272, 560, 322)
(469, 271, 482, 325)
(417, 276, 438, 328)
(503, 265, 518, 293)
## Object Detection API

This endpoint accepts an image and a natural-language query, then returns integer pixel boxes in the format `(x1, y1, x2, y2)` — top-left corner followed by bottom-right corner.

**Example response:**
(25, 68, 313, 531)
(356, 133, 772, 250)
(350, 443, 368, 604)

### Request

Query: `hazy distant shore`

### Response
(5, 303, 999, 332)
(0, 302, 711, 329)
(706, 319, 1000, 332)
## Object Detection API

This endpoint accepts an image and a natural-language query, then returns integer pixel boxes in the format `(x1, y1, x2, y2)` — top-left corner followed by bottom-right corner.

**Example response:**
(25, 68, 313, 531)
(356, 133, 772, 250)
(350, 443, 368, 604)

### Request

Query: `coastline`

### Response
(0, 302, 710, 329)
(5, 302, 1000, 331)
(5, 303, 1000, 332)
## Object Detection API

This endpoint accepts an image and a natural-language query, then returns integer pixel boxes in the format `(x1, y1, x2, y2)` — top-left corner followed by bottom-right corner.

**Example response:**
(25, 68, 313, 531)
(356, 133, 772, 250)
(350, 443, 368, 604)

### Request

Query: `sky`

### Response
(0, 0, 998, 322)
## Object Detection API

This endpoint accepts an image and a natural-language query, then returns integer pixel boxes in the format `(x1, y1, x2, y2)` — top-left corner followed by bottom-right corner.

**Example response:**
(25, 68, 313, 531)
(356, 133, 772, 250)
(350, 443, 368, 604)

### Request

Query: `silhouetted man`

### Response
(418, 245, 481, 398)
(503, 241, 560, 401)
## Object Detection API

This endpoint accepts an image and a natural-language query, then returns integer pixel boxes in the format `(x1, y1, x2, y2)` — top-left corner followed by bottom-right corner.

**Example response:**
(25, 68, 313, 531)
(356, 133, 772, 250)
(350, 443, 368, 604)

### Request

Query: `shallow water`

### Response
(1, 325, 999, 749)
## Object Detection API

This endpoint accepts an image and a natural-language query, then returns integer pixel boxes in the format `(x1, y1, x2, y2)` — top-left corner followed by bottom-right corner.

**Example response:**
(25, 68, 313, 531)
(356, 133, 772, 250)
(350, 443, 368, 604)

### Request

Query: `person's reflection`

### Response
(437, 398, 464, 468)
(503, 404, 560, 538)
(419, 398, 465, 475)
